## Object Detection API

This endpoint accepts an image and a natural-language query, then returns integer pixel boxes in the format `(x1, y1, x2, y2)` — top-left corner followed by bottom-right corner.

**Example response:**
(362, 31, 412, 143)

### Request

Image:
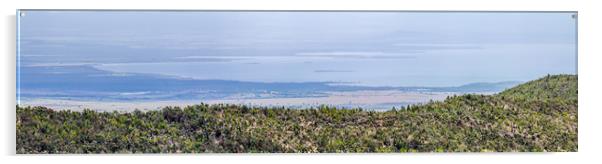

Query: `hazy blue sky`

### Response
(18, 11, 577, 86)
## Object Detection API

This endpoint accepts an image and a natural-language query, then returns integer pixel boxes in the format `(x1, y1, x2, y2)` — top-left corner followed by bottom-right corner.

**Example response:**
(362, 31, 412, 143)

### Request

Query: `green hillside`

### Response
(498, 74, 577, 102)
(16, 75, 577, 153)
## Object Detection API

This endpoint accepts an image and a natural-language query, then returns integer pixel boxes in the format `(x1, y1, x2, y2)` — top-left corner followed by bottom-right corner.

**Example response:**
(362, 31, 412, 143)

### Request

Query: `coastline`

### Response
(18, 90, 478, 112)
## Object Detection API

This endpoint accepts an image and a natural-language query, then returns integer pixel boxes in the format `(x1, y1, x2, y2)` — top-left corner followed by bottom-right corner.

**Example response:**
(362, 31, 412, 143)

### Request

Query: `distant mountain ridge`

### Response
(455, 81, 522, 92)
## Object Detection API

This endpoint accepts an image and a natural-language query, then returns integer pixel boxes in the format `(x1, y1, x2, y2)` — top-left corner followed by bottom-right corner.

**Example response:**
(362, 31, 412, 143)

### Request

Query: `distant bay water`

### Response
(93, 44, 575, 87)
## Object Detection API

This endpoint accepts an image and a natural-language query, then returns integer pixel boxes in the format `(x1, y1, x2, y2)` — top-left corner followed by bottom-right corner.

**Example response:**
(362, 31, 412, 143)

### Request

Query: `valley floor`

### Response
(19, 90, 473, 112)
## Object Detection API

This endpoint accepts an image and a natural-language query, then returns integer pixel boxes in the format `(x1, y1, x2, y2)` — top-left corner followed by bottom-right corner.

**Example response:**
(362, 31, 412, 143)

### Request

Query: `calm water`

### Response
(94, 44, 575, 87)
(20, 11, 577, 87)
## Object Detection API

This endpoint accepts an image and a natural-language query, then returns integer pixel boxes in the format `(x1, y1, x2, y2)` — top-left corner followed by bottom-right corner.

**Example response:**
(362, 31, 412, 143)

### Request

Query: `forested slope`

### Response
(16, 75, 577, 153)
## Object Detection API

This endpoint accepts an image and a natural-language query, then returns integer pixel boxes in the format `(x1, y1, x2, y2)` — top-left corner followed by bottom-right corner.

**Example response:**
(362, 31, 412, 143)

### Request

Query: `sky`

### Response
(18, 11, 577, 87)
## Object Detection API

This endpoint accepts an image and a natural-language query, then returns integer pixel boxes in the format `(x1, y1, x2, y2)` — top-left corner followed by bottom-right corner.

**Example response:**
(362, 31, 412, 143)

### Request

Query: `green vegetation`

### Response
(16, 75, 577, 153)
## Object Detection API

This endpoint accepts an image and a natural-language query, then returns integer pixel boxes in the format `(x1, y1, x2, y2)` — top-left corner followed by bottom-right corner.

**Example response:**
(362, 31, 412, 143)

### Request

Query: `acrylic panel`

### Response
(16, 10, 577, 153)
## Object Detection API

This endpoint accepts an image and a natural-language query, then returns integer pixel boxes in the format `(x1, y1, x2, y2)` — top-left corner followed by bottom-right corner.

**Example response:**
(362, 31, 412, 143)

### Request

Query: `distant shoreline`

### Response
(18, 90, 484, 112)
